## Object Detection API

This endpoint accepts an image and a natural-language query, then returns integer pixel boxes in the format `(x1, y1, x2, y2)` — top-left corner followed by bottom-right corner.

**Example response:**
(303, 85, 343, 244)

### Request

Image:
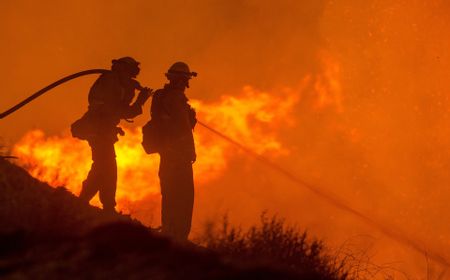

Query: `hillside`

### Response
(0, 158, 348, 279)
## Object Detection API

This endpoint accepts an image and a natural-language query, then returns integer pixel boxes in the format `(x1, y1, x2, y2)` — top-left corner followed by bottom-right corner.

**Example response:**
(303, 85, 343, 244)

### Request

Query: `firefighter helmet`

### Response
(112, 56, 140, 67)
(166, 62, 197, 78)
(112, 57, 140, 77)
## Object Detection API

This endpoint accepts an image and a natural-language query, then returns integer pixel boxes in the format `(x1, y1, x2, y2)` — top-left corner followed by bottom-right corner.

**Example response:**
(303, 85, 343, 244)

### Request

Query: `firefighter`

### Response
(150, 62, 197, 240)
(73, 57, 151, 213)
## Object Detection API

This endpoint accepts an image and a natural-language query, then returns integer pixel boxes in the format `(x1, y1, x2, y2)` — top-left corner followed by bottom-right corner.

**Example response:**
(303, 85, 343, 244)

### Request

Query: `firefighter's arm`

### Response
(135, 87, 153, 106)
(88, 74, 115, 108)
(121, 88, 153, 119)
(188, 105, 197, 129)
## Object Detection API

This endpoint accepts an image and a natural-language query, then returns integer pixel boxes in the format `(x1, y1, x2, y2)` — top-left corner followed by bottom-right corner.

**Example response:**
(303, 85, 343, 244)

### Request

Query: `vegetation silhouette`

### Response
(199, 213, 349, 280)
(0, 158, 357, 279)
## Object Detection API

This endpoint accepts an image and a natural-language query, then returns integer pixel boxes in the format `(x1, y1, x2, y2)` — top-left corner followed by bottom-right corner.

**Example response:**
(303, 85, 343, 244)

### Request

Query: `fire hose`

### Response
(1, 70, 449, 267)
(0, 69, 144, 120)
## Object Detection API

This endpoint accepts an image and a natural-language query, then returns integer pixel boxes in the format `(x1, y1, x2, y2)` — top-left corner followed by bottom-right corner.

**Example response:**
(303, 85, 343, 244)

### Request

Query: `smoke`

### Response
(2, 0, 450, 277)
(0, 0, 327, 136)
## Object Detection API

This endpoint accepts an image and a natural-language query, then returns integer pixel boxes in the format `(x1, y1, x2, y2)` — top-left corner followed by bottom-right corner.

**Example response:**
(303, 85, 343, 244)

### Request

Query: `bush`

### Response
(199, 213, 350, 280)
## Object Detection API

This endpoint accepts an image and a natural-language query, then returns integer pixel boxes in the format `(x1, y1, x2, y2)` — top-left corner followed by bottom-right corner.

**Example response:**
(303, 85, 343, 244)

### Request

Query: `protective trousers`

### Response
(159, 156, 194, 240)
(79, 139, 117, 211)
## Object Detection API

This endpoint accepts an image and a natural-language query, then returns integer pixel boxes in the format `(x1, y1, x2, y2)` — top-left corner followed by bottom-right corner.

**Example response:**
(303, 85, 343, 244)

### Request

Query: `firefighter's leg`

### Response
(98, 157, 117, 212)
(161, 190, 175, 236)
(174, 162, 194, 240)
(79, 146, 101, 203)
(160, 159, 194, 240)
(98, 144, 117, 212)
(160, 158, 177, 237)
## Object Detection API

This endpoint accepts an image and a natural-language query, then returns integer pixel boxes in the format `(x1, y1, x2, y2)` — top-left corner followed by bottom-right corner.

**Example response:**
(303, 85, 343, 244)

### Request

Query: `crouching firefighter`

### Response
(71, 57, 152, 213)
(142, 62, 197, 240)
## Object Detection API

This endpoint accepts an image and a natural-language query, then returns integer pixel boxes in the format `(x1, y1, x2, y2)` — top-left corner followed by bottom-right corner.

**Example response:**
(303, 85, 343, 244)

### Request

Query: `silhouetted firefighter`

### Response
(143, 62, 197, 240)
(71, 57, 151, 213)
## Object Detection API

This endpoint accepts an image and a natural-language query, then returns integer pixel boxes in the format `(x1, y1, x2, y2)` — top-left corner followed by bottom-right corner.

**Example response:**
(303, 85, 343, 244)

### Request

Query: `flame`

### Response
(13, 86, 302, 220)
(12, 53, 342, 227)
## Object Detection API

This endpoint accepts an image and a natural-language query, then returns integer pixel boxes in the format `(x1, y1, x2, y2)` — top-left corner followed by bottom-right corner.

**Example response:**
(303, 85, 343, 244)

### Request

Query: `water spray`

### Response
(197, 120, 450, 268)
(1, 70, 448, 268)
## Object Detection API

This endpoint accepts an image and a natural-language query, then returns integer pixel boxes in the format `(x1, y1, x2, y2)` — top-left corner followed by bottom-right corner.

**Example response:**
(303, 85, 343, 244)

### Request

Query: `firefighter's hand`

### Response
(116, 127, 125, 136)
(136, 87, 153, 106)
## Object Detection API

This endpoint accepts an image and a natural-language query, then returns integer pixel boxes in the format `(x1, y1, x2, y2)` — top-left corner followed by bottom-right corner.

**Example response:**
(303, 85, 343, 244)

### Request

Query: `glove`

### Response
(115, 127, 125, 136)
(136, 88, 153, 106)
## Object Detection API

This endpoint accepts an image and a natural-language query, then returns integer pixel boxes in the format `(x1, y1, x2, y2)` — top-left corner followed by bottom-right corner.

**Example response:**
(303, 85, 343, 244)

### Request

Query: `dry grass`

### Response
(198, 213, 351, 280)
(0, 158, 356, 279)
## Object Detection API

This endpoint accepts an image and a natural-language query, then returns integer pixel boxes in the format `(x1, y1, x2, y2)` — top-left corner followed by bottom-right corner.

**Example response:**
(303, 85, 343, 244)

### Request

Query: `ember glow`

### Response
(12, 84, 308, 223)
(12, 54, 342, 224)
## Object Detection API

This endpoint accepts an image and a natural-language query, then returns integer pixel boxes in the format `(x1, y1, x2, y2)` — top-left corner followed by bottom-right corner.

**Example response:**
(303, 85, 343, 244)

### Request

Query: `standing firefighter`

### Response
(71, 57, 151, 213)
(144, 62, 197, 240)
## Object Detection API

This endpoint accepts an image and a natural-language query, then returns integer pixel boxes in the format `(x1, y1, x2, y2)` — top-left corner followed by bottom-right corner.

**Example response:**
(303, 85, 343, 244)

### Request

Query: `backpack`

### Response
(71, 112, 94, 141)
(141, 119, 161, 154)
(142, 90, 165, 154)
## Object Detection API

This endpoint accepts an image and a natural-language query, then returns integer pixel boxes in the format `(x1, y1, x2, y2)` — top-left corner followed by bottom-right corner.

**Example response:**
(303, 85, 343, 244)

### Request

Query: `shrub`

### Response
(199, 213, 350, 280)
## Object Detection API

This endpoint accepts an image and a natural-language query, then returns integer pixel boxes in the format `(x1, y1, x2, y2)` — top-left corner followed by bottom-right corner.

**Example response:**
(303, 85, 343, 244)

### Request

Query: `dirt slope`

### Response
(0, 158, 311, 279)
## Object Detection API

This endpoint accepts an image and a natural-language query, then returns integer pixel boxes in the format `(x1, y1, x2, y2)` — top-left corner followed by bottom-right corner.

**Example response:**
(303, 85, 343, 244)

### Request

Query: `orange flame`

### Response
(12, 53, 342, 226)
(12, 86, 306, 220)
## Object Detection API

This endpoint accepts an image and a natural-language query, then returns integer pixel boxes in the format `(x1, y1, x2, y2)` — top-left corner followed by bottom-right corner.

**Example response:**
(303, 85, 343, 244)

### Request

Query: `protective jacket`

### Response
(72, 72, 142, 142)
(150, 84, 196, 160)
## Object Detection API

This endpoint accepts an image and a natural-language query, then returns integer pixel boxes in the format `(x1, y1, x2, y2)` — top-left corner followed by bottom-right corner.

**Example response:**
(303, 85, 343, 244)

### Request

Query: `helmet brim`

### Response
(166, 70, 197, 79)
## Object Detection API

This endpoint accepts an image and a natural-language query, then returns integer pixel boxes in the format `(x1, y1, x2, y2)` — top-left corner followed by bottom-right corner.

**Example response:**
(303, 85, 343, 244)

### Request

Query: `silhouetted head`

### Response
(111, 57, 140, 79)
(165, 62, 197, 89)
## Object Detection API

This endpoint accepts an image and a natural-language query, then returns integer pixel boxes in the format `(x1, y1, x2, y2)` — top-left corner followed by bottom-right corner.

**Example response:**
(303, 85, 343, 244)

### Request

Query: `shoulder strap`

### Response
(151, 89, 170, 119)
